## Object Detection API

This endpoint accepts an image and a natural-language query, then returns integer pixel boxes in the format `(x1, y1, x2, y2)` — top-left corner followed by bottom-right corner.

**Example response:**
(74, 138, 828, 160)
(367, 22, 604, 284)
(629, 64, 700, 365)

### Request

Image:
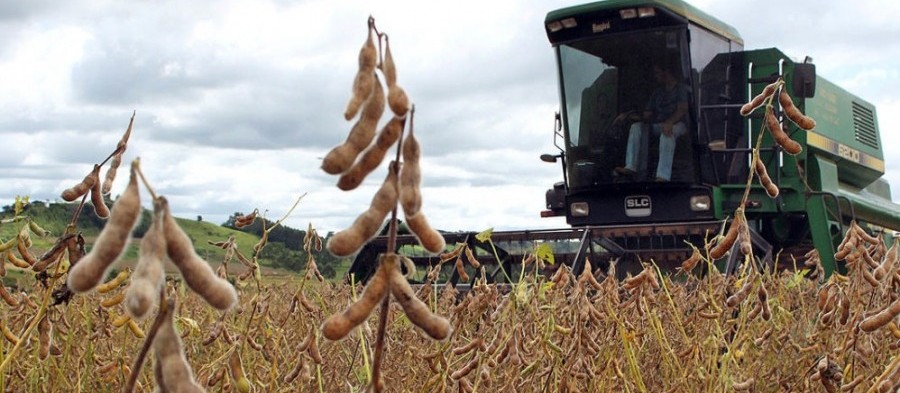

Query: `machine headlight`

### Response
(619, 8, 637, 19)
(570, 202, 590, 217)
(547, 20, 563, 32)
(637, 7, 656, 18)
(690, 195, 711, 211)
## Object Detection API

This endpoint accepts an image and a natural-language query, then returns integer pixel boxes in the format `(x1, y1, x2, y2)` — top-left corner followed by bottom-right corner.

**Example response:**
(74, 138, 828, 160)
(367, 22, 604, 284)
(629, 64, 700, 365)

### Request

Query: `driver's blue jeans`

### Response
(623, 122, 687, 181)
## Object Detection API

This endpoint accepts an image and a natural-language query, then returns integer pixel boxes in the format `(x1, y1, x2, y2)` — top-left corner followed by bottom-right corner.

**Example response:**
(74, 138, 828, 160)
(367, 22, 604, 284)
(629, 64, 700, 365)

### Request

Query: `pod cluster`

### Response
(322, 18, 444, 257)
(321, 253, 450, 342)
(706, 208, 752, 260)
(740, 79, 818, 201)
(66, 162, 238, 315)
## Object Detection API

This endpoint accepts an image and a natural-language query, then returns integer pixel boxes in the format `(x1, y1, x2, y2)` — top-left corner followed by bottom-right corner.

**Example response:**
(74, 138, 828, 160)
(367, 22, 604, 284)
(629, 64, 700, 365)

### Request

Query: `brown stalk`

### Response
(371, 104, 407, 393)
(123, 289, 170, 393)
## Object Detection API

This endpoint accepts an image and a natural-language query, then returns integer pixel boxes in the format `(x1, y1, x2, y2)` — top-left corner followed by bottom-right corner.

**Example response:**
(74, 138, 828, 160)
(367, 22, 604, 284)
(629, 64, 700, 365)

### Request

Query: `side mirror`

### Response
(540, 154, 559, 163)
(793, 63, 816, 98)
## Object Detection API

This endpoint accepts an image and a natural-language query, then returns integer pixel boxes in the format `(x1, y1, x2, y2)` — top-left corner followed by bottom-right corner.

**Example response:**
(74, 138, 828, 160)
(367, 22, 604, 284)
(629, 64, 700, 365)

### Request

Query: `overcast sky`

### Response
(2, 0, 898, 235)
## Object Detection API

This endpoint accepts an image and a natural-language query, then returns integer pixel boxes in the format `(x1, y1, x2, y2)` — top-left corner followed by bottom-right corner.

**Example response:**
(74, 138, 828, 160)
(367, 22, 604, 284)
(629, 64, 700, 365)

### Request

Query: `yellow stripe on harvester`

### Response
(806, 131, 885, 173)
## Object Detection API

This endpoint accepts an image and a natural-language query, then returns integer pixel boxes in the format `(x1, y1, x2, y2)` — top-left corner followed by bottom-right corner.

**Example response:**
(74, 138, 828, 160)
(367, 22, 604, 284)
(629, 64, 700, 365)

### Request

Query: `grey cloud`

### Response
(144, 74, 348, 150)
(71, 44, 246, 106)
(0, 1, 57, 22)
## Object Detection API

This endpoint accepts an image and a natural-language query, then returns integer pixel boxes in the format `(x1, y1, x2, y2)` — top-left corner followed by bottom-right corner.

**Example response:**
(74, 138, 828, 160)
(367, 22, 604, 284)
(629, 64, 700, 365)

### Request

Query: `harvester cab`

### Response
(542, 0, 747, 273)
(542, 0, 900, 277)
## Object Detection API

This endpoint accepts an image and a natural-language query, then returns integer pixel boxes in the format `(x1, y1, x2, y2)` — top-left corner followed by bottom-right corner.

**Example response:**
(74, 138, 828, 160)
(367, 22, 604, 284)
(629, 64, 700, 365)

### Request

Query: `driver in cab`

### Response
(614, 61, 688, 182)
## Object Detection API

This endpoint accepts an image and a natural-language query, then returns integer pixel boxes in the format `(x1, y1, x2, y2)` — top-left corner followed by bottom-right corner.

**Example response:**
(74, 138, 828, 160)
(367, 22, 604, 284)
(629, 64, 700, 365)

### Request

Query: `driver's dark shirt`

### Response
(645, 83, 688, 123)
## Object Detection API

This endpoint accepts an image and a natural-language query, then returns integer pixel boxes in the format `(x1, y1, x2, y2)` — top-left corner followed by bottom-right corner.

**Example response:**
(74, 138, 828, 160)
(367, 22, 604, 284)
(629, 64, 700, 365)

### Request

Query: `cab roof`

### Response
(546, 0, 743, 45)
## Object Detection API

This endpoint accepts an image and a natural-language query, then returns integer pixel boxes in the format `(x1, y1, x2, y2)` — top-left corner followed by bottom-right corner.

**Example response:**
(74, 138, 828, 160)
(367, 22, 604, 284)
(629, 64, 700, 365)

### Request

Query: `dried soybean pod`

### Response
(738, 226, 752, 256)
(96, 270, 129, 294)
(338, 116, 405, 191)
(111, 313, 131, 328)
(732, 377, 755, 391)
(234, 211, 257, 229)
(90, 178, 110, 219)
(127, 319, 145, 338)
(324, 73, 386, 175)
(860, 298, 900, 332)
(381, 34, 397, 88)
(61, 164, 100, 202)
(740, 80, 780, 116)
(381, 35, 411, 117)
(834, 236, 857, 261)
(838, 291, 850, 325)
(344, 23, 377, 121)
(7, 250, 32, 268)
(100, 292, 125, 308)
(207, 367, 225, 387)
(328, 167, 399, 257)
(574, 258, 598, 290)
(464, 246, 480, 269)
(754, 158, 779, 198)
(326, 209, 385, 257)
(451, 357, 479, 381)
(321, 254, 394, 340)
(765, 110, 803, 155)
(0, 284, 16, 307)
(779, 89, 816, 130)
(67, 233, 86, 265)
(388, 256, 451, 340)
(0, 320, 18, 345)
(400, 254, 416, 278)
(758, 285, 772, 321)
(283, 357, 305, 384)
(406, 211, 445, 255)
(228, 351, 251, 393)
(875, 242, 898, 280)
(126, 197, 167, 320)
(16, 233, 37, 267)
(103, 155, 122, 196)
(399, 126, 422, 216)
(679, 247, 702, 273)
(455, 257, 470, 283)
(840, 375, 864, 392)
(299, 293, 317, 313)
(726, 278, 753, 307)
(102, 112, 134, 195)
(28, 220, 50, 238)
(38, 315, 51, 360)
(709, 213, 742, 259)
(0, 237, 15, 253)
(817, 285, 832, 311)
(32, 234, 72, 272)
(154, 300, 205, 393)
(853, 223, 880, 245)
(388, 84, 411, 118)
(161, 197, 237, 310)
(452, 338, 484, 356)
(67, 164, 141, 293)
(307, 334, 323, 364)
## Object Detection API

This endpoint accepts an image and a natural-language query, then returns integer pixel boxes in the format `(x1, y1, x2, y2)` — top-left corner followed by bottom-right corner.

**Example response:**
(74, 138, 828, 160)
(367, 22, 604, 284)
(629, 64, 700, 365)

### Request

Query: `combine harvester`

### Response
(349, 0, 900, 283)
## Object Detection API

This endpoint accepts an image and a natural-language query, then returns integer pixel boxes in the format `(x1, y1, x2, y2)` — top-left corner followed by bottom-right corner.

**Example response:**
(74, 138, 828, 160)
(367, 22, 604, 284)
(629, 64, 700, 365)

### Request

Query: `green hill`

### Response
(0, 199, 348, 279)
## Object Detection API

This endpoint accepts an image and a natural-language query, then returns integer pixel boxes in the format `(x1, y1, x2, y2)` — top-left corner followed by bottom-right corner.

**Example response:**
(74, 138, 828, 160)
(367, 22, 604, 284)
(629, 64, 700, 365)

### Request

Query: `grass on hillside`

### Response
(0, 208, 279, 268)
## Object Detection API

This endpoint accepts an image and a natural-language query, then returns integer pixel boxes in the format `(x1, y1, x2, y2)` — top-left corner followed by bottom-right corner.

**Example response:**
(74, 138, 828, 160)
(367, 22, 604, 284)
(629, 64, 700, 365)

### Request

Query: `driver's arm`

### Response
(663, 101, 688, 127)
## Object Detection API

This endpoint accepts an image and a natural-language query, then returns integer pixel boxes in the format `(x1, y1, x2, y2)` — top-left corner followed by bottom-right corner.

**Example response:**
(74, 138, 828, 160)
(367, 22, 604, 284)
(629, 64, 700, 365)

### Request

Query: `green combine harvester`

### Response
(350, 0, 899, 283)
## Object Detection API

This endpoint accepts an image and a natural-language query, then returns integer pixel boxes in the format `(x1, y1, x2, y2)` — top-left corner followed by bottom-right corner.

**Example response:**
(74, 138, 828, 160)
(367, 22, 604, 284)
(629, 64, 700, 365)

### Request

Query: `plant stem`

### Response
(123, 290, 170, 393)
(370, 104, 406, 393)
